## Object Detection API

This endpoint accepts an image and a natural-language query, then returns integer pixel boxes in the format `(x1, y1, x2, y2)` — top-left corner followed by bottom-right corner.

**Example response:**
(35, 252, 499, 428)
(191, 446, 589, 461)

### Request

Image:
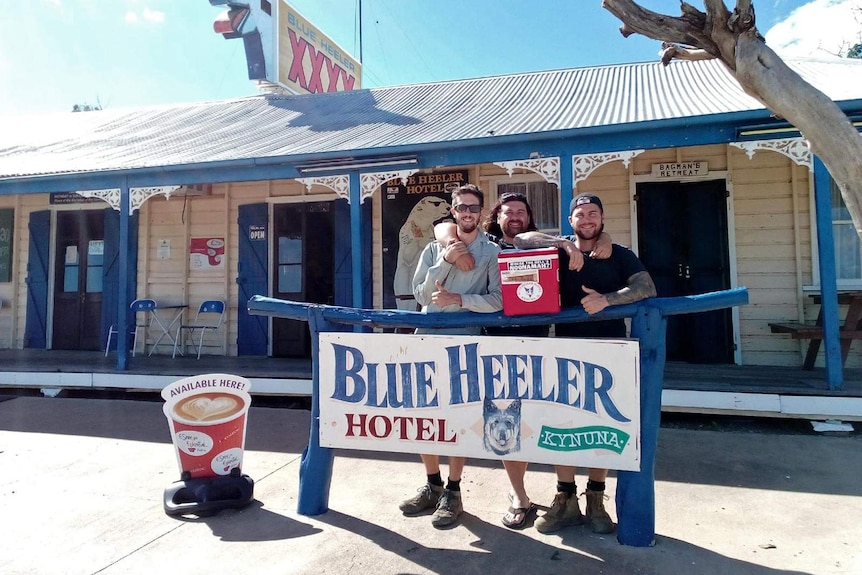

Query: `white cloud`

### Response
(765, 0, 861, 57)
(124, 6, 165, 25)
(142, 8, 165, 23)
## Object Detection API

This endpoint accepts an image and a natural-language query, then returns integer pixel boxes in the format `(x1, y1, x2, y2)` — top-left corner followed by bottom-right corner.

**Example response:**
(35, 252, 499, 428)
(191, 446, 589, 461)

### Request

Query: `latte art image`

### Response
(175, 394, 241, 422)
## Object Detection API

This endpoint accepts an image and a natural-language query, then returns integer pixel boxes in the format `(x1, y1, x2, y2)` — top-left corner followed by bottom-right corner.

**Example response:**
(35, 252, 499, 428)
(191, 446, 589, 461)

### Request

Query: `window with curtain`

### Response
(831, 179, 862, 281)
(496, 181, 560, 233)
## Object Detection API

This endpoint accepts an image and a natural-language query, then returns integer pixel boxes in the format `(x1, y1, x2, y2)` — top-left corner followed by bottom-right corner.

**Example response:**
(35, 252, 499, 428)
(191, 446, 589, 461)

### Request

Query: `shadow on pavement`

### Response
(314, 509, 812, 575)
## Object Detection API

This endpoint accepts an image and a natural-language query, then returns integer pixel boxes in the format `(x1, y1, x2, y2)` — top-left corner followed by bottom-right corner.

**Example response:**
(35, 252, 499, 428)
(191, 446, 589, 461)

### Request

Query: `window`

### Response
(495, 179, 560, 233)
(831, 179, 862, 282)
(85, 240, 103, 293)
(278, 236, 303, 293)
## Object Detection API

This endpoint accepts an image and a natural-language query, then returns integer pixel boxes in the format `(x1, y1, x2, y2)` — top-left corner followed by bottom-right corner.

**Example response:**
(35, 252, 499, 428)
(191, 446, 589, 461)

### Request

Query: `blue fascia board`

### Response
(413, 111, 772, 167)
(0, 160, 304, 195)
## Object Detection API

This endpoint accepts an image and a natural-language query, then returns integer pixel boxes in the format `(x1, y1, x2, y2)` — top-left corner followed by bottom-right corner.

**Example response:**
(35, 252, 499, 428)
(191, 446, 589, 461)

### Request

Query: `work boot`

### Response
(584, 489, 616, 534)
(431, 488, 463, 528)
(399, 483, 444, 515)
(534, 491, 583, 533)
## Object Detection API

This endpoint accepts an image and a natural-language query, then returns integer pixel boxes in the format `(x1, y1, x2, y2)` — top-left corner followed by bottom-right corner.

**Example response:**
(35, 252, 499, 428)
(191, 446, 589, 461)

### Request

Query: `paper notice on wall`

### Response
(158, 239, 171, 260)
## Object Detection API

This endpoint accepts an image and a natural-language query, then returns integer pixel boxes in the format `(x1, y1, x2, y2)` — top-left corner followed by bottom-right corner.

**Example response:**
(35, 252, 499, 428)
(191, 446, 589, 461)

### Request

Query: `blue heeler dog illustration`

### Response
(483, 398, 521, 455)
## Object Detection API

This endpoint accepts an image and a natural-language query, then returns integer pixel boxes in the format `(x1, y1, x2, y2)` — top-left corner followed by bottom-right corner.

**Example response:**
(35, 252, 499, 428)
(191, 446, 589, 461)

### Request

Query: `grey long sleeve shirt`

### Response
(412, 234, 503, 335)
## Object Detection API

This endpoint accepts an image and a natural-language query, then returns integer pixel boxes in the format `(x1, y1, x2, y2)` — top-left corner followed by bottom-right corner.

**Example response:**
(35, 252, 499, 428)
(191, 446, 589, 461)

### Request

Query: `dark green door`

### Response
(636, 180, 734, 363)
(272, 202, 334, 357)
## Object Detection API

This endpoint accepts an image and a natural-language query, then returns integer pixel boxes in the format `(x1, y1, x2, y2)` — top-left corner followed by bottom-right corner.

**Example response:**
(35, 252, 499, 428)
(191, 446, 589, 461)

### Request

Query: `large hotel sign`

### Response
(275, 0, 361, 94)
(210, 0, 361, 95)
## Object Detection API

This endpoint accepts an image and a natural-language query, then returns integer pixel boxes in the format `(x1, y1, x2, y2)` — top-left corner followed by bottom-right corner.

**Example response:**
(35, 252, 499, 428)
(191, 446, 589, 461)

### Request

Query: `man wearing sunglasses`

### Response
(399, 183, 503, 529)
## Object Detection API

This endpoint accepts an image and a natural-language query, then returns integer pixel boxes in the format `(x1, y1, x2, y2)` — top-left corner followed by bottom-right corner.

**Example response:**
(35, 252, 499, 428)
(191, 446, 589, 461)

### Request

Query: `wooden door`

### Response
(636, 180, 734, 363)
(237, 203, 269, 355)
(272, 202, 334, 357)
(52, 210, 105, 350)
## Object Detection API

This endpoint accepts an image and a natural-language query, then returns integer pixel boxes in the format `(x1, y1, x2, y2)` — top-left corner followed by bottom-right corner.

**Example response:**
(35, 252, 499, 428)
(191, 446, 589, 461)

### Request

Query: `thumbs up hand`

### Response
(432, 279, 462, 307)
(580, 285, 609, 315)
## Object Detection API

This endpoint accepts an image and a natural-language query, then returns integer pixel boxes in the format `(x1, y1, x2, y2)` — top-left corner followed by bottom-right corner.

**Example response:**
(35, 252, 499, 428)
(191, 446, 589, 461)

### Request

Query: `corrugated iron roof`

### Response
(1, 57, 860, 181)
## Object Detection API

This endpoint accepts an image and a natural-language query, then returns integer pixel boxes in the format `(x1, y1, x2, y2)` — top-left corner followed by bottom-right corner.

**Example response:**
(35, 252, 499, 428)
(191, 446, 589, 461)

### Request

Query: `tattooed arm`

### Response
(607, 271, 657, 305)
(514, 231, 586, 271)
(581, 271, 657, 315)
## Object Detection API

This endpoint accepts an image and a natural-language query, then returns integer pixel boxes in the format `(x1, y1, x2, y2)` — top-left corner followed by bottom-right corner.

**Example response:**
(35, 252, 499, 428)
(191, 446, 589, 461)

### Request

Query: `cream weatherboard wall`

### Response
(2, 141, 856, 369)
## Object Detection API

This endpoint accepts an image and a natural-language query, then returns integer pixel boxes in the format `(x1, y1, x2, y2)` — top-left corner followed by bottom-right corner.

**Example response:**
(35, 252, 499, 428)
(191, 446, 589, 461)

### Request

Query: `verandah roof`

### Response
(1, 57, 860, 185)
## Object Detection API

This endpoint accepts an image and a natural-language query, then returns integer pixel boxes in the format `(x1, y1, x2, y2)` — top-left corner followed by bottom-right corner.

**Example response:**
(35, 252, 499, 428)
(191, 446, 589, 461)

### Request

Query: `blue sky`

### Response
(1, 0, 859, 116)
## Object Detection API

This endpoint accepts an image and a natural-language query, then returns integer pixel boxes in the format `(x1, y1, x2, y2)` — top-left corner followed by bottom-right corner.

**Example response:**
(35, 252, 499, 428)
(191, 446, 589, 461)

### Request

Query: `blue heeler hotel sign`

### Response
(319, 333, 641, 470)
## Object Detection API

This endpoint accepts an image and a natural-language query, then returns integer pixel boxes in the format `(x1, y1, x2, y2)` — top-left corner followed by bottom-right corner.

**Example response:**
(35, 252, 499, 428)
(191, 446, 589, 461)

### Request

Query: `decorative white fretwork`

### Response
(133, 186, 181, 213)
(296, 175, 350, 200)
(572, 150, 645, 187)
(729, 138, 811, 169)
(359, 169, 418, 204)
(75, 189, 121, 210)
(493, 157, 560, 187)
(76, 186, 180, 213)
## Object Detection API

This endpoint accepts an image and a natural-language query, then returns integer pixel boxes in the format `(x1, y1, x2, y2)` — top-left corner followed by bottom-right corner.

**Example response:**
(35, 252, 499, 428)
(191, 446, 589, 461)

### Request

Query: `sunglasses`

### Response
(453, 204, 482, 213)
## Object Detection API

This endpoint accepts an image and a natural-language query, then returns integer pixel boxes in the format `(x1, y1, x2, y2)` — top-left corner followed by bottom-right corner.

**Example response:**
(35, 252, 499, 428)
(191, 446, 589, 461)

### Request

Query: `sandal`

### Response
(501, 503, 536, 529)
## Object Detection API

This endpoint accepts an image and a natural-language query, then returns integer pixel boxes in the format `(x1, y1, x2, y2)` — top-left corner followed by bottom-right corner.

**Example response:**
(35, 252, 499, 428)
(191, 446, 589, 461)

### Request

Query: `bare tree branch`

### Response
(603, 0, 862, 239)
(660, 42, 715, 65)
(602, 0, 720, 56)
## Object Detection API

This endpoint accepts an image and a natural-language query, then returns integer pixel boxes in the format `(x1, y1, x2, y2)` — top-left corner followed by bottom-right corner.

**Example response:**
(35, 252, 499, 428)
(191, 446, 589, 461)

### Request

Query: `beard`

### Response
(501, 220, 525, 239)
(575, 223, 603, 241)
(458, 219, 478, 234)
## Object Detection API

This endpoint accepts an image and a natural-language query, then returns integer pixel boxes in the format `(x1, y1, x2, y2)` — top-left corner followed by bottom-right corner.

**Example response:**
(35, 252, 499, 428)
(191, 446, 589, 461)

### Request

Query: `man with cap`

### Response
(435, 191, 613, 529)
(514, 191, 656, 535)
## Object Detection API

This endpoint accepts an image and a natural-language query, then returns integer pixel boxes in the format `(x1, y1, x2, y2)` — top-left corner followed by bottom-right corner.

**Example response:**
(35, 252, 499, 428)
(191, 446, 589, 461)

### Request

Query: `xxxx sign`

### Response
(276, 0, 361, 94)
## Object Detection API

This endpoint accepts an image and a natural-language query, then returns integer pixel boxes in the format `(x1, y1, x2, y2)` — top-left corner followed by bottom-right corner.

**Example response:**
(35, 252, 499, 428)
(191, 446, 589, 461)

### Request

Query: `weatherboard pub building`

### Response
(1, 57, 861, 419)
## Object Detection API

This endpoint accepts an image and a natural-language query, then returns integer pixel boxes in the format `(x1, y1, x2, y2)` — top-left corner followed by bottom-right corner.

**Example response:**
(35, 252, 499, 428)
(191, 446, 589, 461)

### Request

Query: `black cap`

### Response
(570, 193, 603, 214)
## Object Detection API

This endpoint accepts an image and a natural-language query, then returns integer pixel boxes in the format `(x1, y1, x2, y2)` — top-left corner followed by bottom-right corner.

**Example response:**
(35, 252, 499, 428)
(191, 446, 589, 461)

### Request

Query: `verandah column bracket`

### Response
(572, 150, 645, 188)
(131, 186, 181, 213)
(359, 170, 418, 204)
(493, 157, 561, 187)
(74, 189, 121, 210)
(296, 175, 350, 200)
(729, 138, 812, 168)
(76, 186, 182, 213)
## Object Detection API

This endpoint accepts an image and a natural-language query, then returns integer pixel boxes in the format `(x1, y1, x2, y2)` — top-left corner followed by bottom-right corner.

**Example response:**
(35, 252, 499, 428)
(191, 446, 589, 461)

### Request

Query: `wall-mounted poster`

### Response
(381, 170, 468, 310)
(190, 237, 226, 270)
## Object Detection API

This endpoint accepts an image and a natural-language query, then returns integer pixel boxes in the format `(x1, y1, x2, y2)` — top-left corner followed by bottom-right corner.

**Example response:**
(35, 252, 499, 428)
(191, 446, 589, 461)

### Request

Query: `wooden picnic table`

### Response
(769, 291, 862, 369)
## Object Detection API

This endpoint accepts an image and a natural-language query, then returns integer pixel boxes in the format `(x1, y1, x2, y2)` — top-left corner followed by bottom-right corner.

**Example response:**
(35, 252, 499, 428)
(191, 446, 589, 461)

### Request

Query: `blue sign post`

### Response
(248, 287, 747, 547)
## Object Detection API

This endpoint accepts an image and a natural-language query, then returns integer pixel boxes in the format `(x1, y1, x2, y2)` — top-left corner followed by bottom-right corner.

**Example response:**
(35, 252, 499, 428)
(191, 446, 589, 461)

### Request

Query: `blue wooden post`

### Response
(812, 158, 842, 389)
(297, 306, 336, 515)
(349, 172, 362, 310)
(560, 153, 574, 235)
(116, 179, 131, 371)
(616, 305, 667, 546)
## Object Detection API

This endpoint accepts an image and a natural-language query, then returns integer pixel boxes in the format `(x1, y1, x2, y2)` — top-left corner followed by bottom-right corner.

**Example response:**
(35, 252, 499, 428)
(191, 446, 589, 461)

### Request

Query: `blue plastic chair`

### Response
(105, 299, 156, 357)
(173, 300, 226, 359)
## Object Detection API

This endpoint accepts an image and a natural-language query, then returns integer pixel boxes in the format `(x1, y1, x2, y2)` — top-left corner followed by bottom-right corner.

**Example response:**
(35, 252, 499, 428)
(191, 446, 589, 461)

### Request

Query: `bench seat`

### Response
(768, 322, 862, 339)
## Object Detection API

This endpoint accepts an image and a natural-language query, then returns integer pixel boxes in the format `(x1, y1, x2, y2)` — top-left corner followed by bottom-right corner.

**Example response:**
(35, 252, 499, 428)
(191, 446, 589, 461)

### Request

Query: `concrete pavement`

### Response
(0, 394, 860, 575)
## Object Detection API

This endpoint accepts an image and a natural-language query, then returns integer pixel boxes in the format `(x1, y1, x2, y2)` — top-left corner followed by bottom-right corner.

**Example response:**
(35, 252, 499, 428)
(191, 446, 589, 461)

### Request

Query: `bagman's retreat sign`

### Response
(319, 333, 642, 471)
